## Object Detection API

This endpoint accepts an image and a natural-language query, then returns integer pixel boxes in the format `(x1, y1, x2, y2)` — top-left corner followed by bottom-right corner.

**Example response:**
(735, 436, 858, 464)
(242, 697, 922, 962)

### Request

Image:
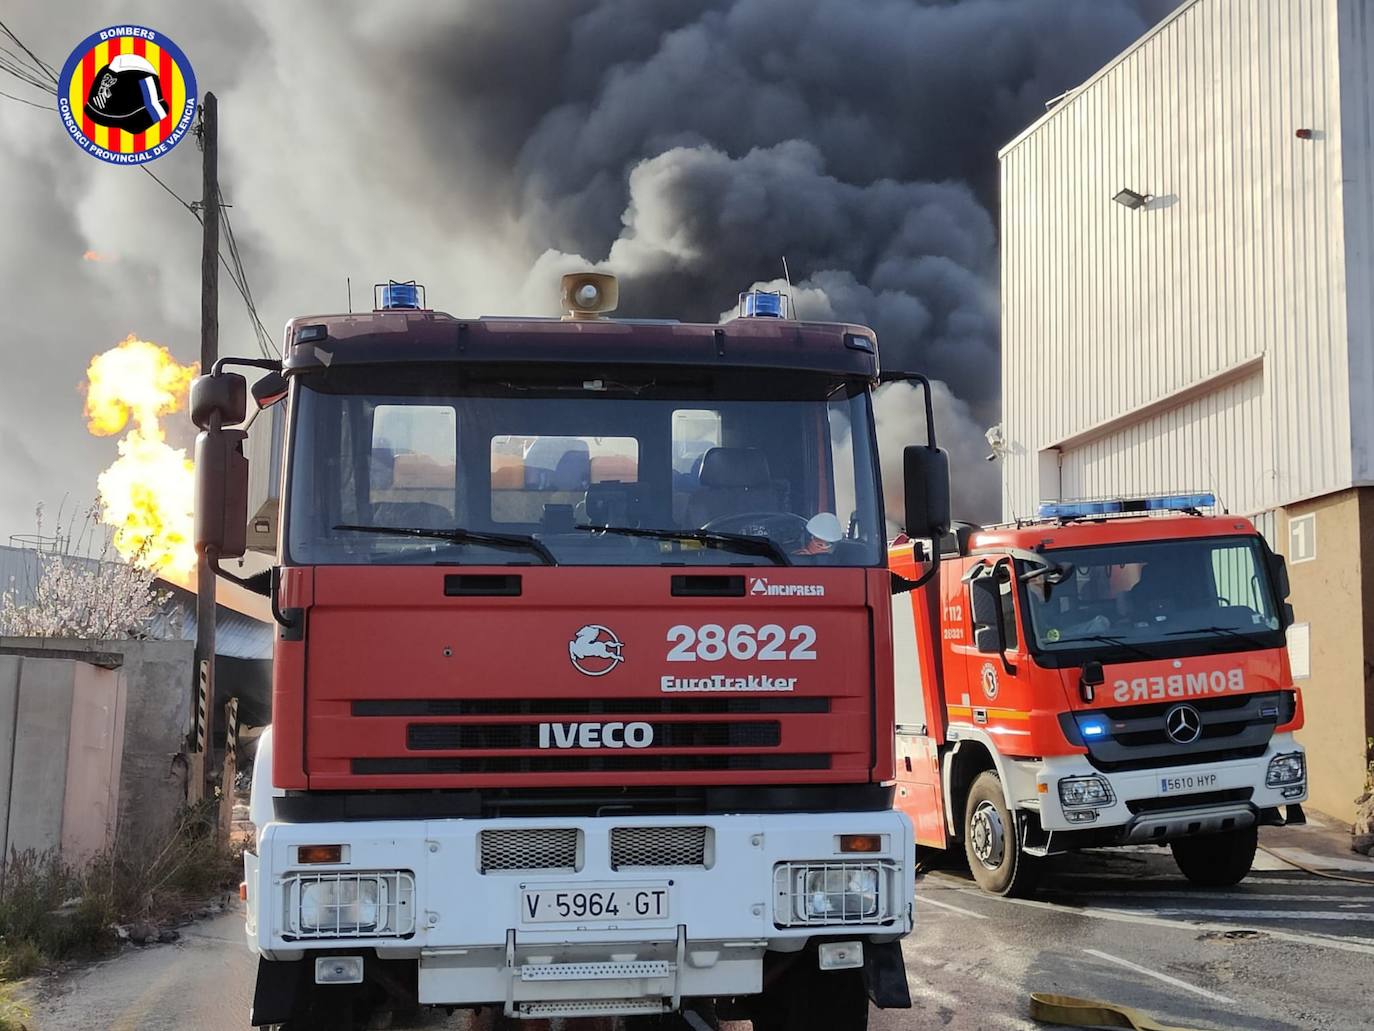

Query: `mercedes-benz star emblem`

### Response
(1164, 703, 1202, 744)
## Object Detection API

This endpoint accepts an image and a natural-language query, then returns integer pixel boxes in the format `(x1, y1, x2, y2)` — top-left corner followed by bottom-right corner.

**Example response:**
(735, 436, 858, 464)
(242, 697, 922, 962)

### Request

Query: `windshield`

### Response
(1021, 535, 1284, 660)
(284, 363, 884, 567)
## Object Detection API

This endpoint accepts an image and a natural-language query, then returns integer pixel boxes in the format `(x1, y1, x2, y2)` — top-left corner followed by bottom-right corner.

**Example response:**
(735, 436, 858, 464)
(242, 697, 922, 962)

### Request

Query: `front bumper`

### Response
(1034, 732, 1307, 837)
(245, 809, 914, 1015)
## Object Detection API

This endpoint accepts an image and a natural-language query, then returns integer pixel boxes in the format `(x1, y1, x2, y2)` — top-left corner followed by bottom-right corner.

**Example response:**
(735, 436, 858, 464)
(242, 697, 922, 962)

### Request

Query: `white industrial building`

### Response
(997, 0, 1374, 821)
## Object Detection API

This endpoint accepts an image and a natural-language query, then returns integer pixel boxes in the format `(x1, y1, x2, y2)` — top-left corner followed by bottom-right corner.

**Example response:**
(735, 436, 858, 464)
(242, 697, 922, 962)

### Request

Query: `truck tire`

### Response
(963, 770, 1040, 896)
(752, 964, 869, 1031)
(1171, 826, 1258, 887)
(265, 987, 372, 1030)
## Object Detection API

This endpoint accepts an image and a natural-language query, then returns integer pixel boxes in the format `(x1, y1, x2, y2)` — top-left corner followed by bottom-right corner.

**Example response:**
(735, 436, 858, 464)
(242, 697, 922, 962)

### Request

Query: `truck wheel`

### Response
(752, 964, 869, 1030)
(963, 770, 1039, 896)
(1171, 826, 1258, 887)
(266, 988, 372, 1030)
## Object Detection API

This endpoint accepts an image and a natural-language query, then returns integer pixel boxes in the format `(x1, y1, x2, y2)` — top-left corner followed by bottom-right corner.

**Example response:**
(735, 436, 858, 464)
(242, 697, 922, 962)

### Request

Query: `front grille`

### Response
(354, 697, 828, 716)
(407, 721, 781, 751)
(1126, 788, 1254, 815)
(1066, 691, 1284, 773)
(353, 754, 830, 775)
(610, 826, 709, 869)
(480, 828, 578, 873)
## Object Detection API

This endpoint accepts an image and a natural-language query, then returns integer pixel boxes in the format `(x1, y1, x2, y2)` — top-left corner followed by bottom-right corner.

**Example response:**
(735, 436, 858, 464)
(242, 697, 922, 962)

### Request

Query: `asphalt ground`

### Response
(20, 819, 1374, 1031)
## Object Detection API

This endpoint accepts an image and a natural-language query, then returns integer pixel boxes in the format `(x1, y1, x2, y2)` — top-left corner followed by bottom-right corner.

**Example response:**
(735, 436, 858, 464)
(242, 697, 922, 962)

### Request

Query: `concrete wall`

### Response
(0, 650, 121, 858)
(0, 637, 193, 855)
(1280, 489, 1374, 822)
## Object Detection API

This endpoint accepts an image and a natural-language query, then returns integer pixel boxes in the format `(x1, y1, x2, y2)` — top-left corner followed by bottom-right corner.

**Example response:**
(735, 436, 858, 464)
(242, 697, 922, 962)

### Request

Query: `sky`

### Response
(0, 0, 1177, 544)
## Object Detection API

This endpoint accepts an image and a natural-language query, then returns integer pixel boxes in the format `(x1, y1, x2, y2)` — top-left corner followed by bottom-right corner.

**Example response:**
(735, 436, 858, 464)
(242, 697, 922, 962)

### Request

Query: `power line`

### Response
(140, 165, 198, 217)
(220, 201, 278, 358)
(0, 86, 50, 110)
(0, 54, 55, 94)
(0, 19, 57, 84)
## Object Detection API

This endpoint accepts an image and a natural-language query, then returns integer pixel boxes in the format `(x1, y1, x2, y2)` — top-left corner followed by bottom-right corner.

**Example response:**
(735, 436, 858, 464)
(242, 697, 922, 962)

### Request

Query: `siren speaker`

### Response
(561, 272, 619, 319)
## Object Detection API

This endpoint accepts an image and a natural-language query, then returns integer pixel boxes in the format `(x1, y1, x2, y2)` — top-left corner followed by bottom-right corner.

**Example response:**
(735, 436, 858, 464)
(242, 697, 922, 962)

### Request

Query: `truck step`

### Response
(519, 960, 675, 982)
(516, 998, 667, 1017)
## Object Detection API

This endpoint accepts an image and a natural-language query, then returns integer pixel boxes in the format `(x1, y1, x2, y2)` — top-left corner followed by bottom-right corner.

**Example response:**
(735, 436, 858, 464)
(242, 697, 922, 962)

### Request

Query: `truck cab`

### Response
(192, 275, 951, 1029)
(891, 496, 1307, 895)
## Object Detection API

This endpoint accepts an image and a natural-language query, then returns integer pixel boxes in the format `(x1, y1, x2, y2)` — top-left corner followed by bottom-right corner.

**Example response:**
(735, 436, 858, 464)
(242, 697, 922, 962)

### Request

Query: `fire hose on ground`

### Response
(1029, 993, 1209, 1030)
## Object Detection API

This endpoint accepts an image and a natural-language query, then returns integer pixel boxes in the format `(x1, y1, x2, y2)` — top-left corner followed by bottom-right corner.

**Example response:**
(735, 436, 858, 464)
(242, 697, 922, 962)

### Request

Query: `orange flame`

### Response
(85, 335, 199, 575)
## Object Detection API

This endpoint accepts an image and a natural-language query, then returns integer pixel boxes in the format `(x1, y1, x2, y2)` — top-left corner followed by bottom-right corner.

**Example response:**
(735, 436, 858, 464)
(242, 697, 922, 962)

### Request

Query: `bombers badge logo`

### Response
(980, 661, 999, 701)
(568, 624, 625, 677)
(58, 26, 197, 164)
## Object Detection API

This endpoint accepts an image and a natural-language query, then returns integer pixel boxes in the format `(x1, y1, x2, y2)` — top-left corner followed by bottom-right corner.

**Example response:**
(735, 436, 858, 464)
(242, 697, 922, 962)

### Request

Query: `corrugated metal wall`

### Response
(999, 0, 1357, 518)
(1057, 368, 1267, 514)
(1339, 0, 1374, 482)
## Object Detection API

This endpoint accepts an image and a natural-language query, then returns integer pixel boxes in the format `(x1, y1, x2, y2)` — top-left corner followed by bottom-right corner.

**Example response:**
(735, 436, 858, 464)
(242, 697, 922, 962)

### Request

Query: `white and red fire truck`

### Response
(192, 275, 953, 1028)
(889, 496, 1308, 896)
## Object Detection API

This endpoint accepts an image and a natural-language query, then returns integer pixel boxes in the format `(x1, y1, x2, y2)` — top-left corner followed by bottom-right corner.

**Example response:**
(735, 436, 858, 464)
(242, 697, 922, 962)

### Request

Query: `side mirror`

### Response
(1079, 659, 1104, 703)
(903, 445, 951, 539)
(251, 371, 288, 410)
(194, 427, 249, 560)
(969, 575, 1003, 654)
(190, 372, 247, 429)
(1268, 550, 1291, 600)
(1265, 546, 1294, 628)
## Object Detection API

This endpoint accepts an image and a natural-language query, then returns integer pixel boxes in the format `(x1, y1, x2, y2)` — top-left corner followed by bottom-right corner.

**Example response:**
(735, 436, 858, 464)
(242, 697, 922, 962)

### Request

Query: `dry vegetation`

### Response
(0, 800, 240, 1009)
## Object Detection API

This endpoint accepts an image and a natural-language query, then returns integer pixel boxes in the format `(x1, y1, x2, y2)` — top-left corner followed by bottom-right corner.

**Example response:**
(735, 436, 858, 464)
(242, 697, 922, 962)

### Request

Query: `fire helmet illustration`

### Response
(84, 54, 168, 133)
(57, 26, 198, 164)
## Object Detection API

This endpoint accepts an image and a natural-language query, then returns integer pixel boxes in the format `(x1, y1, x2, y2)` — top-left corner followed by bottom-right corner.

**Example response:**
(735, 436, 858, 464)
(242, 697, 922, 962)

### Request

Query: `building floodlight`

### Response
(1112, 188, 1150, 210)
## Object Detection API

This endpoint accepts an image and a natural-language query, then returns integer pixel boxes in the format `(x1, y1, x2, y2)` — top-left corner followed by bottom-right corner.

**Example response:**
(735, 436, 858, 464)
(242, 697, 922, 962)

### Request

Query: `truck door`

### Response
(961, 557, 1035, 755)
(893, 571, 947, 849)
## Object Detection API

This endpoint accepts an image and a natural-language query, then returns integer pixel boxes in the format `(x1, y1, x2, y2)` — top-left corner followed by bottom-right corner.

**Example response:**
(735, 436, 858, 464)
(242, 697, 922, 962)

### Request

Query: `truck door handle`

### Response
(671, 575, 745, 597)
(444, 574, 522, 597)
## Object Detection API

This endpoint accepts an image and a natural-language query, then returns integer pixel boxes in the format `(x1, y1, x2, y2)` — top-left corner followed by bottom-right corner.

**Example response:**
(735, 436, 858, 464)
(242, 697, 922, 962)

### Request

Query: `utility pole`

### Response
(192, 91, 218, 805)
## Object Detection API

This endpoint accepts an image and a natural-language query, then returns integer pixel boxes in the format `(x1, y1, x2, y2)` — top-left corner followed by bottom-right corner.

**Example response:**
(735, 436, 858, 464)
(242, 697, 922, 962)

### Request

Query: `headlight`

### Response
(774, 861, 896, 927)
(1058, 775, 1115, 809)
(804, 868, 879, 920)
(1266, 751, 1305, 787)
(288, 871, 416, 938)
(300, 878, 380, 933)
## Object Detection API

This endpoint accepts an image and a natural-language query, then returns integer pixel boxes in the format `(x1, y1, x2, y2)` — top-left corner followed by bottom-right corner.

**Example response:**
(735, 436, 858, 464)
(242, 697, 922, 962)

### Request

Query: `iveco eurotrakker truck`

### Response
(191, 273, 952, 1028)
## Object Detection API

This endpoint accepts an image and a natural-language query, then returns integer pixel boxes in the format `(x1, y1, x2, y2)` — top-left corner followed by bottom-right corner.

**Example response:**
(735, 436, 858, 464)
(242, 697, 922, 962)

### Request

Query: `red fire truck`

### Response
(191, 274, 951, 1028)
(889, 497, 1308, 896)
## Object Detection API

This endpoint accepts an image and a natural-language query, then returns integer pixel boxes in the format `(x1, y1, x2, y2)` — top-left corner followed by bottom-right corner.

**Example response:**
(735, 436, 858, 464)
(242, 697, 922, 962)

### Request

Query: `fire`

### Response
(85, 335, 199, 575)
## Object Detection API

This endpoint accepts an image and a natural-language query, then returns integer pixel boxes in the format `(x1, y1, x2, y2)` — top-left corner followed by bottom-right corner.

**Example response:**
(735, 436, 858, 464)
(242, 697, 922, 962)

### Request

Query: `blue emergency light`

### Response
(1037, 492, 1216, 520)
(1077, 717, 1108, 739)
(739, 290, 786, 318)
(375, 280, 425, 310)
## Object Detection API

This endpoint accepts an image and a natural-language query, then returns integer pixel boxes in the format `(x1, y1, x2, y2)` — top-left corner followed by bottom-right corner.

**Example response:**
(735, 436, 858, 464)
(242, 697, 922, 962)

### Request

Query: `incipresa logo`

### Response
(749, 578, 825, 597)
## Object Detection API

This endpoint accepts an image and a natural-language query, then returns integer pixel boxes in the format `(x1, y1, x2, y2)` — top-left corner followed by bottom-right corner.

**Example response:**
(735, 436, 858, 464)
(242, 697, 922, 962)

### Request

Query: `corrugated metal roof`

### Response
(0, 545, 271, 660)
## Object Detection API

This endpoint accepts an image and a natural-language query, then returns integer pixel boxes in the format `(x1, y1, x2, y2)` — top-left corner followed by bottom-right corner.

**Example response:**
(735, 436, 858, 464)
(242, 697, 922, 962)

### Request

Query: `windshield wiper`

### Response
(1050, 633, 1157, 662)
(334, 524, 556, 565)
(1165, 624, 1275, 649)
(574, 524, 791, 566)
